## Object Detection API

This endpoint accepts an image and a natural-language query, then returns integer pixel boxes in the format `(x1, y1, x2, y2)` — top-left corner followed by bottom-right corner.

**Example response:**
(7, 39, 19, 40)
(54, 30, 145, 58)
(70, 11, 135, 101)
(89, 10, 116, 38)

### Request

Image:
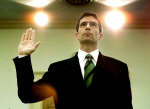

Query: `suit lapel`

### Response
(68, 51, 105, 78)
(96, 52, 104, 67)
(68, 52, 84, 82)
(67, 51, 106, 85)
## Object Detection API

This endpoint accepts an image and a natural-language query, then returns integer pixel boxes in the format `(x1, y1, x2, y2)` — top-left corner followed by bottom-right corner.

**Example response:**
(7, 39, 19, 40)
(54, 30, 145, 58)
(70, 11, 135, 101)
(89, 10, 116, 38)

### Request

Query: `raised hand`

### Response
(18, 28, 40, 55)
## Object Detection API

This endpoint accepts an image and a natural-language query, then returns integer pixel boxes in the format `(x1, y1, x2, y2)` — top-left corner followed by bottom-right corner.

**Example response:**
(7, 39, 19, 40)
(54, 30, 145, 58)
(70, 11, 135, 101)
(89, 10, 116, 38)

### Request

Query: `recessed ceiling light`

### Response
(13, 0, 54, 8)
(34, 11, 49, 27)
(104, 9, 126, 31)
(96, 0, 137, 7)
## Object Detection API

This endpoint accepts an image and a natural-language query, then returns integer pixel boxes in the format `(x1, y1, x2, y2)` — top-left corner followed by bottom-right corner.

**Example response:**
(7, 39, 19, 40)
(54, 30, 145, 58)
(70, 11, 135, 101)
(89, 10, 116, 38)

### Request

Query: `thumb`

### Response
(34, 41, 40, 49)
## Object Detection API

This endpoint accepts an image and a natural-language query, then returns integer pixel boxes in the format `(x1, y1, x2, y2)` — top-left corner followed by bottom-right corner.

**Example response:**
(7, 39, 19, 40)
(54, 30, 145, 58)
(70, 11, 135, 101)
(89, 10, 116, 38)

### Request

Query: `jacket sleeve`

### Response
(13, 55, 57, 103)
(117, 63, 133, 109)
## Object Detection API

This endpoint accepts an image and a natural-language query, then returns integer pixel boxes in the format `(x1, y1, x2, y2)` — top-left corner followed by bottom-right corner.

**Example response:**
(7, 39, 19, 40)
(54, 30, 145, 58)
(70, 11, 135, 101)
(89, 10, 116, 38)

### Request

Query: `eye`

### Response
(90, 22, 97, 27)
(80, 22, 87, 27)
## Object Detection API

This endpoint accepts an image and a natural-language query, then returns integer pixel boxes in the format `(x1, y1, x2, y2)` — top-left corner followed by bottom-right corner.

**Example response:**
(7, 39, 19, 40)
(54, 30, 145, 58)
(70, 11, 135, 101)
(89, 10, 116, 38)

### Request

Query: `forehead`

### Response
(80, 16, 98, 23)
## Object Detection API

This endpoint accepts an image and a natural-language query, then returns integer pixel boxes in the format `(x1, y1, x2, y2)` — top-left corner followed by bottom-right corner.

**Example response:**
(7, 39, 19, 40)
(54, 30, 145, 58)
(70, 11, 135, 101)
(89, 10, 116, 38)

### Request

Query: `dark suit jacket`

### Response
(13, 52, 133, 109)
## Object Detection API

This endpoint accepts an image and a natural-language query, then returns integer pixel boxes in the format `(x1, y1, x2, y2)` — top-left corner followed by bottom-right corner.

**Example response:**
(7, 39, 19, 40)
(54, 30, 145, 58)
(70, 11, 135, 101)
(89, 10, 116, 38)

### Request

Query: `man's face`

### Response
(76, 16, 103, 44)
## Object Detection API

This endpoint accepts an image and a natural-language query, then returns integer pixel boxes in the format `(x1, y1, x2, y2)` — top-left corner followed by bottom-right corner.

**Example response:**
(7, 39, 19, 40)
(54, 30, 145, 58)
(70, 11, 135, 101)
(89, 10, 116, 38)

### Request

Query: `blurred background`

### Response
(0, 0, 150, 109)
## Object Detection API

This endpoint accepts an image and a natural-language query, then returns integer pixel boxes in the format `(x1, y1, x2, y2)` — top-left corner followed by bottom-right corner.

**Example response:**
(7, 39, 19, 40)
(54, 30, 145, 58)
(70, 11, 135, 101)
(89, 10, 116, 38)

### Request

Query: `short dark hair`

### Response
(76, 12, 102, 33)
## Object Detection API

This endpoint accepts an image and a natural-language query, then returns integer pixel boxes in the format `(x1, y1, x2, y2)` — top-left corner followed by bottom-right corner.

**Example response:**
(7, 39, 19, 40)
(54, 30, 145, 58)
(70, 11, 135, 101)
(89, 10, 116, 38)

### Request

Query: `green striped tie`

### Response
(84, 54, 95, 88)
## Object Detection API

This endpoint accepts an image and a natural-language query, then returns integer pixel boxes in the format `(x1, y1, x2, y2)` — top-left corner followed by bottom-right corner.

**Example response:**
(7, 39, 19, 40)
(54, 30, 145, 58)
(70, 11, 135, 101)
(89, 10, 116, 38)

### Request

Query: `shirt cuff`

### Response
(18, 55, 27, 58)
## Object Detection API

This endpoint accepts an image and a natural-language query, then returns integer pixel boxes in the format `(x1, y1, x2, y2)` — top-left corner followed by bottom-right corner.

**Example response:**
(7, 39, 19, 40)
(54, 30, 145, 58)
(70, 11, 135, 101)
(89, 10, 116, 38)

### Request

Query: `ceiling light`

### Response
(13, 0, 54, 8)
(34, 11, 49, 27)
(96, 0, 136, 7)
(104, 9, 126, 31)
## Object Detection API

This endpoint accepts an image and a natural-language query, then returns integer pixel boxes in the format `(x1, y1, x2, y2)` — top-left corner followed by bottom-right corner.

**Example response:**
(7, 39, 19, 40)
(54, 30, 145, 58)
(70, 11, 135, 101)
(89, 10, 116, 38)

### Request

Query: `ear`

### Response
(75, 32, 79, 40)
(99, 33, 103, 40)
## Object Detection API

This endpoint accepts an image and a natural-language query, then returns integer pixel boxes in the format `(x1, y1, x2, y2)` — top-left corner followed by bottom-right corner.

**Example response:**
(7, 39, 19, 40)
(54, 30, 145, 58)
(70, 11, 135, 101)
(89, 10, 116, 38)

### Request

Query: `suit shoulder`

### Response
(101, 55, 129, 76)
(50, 57, 73, 66)
(102, 55, 127, 66)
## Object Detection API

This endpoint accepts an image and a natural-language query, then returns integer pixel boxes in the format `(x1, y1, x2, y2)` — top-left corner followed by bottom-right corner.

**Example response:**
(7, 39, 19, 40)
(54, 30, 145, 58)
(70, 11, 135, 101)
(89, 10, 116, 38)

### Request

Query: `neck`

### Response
(80, 43, 98, 53)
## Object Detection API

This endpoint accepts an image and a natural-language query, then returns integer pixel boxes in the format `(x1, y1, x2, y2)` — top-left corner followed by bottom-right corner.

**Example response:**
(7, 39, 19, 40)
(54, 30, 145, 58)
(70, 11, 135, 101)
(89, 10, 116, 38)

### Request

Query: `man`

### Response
(13, 12, 133, 109)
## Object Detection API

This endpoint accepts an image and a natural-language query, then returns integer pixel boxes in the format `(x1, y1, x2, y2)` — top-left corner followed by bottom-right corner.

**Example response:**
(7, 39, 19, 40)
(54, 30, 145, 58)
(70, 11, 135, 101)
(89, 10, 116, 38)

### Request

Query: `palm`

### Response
(18, 28, 40, 55)
(19, 40, 34, 54)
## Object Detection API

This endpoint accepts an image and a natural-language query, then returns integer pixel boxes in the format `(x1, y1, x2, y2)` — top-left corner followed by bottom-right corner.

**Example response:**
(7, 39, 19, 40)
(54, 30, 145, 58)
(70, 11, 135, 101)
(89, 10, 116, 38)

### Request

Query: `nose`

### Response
(86, 23, 90, 28)
(85, 23, 90, 30)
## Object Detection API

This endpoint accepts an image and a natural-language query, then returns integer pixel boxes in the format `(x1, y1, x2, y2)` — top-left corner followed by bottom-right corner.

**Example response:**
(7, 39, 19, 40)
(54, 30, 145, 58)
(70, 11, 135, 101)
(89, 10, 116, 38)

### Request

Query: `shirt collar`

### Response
(78, 49, 99, 62)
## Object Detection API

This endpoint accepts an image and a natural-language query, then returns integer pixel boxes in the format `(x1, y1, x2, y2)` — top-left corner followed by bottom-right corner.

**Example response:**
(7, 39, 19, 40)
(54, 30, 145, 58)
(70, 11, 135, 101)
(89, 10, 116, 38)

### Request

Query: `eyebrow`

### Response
(80, 21, 97, 23)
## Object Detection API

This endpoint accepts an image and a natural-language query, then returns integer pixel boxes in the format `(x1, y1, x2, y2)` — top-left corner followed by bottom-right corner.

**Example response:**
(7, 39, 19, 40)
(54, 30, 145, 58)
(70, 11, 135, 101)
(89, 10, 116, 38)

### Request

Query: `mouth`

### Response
(83, 32, 92, 36)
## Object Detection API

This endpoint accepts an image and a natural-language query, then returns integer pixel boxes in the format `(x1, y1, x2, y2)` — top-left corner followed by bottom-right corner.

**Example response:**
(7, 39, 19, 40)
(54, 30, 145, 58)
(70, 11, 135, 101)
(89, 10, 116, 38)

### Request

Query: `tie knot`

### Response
(85, 54, 93, 60)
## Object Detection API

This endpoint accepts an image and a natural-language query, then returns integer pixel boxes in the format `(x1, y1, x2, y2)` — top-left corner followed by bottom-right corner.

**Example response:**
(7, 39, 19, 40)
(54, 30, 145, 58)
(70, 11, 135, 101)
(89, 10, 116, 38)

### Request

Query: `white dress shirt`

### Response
(77, 49, 99, 78)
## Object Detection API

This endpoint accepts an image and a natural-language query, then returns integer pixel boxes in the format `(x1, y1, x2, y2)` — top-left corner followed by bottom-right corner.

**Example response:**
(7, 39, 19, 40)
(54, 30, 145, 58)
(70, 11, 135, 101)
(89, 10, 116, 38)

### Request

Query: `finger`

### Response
(28, 28, 33, 40)
(29, 28, 35, 40)
(34, 41, 40, 49)
(24, 28, 29, 40)
(31, 29, 35, 42)
(26, 28, 32, 40)
(21, 33, 25, 41)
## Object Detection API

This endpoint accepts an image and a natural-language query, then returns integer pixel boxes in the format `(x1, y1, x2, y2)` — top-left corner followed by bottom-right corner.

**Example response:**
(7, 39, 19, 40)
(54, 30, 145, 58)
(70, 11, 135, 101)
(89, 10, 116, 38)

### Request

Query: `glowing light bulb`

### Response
(96, 0, 136, 7)
(104, 9, 126, 31)
(34, 11, 49, 27)
(27, 0, 51, 8)
(13, 0, 54, 8)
